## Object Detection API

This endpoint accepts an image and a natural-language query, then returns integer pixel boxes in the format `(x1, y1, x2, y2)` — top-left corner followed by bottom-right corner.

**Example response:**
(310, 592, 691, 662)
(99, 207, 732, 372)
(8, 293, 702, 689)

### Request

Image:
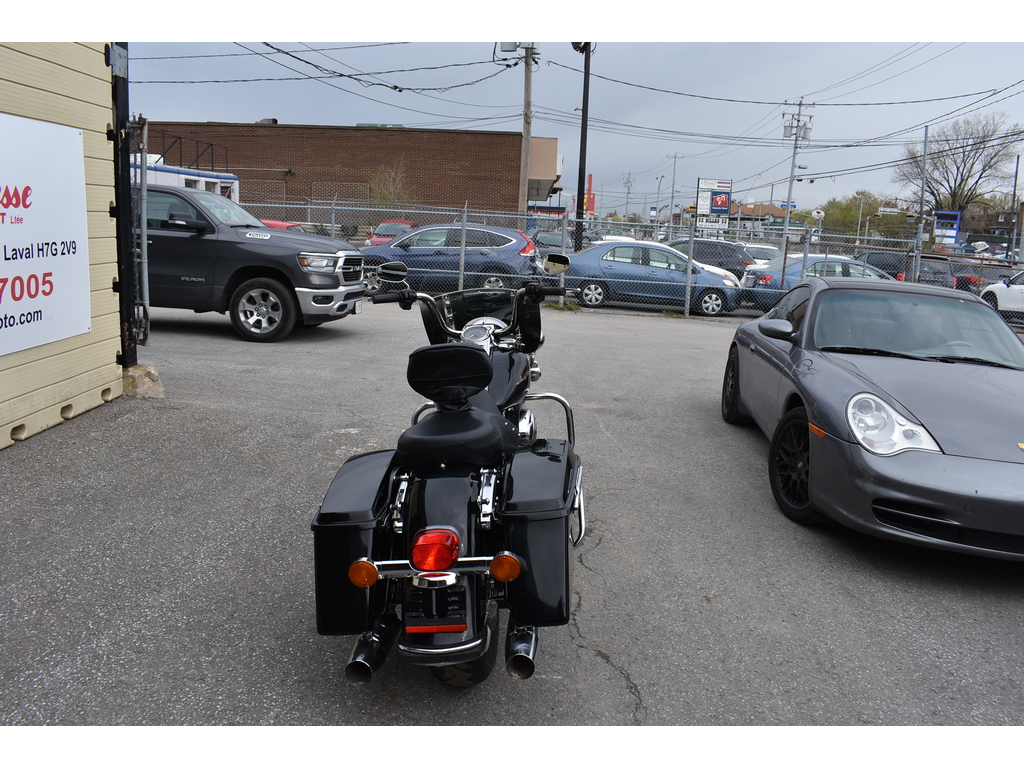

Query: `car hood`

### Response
(824, 353, 1024, 463)
(232, 226, 359, 252)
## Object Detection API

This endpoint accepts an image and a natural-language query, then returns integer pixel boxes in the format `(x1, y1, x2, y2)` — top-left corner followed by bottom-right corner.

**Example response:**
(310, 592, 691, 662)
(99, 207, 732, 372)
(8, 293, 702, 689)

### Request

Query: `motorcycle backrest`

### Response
(407, 343, 494, 408)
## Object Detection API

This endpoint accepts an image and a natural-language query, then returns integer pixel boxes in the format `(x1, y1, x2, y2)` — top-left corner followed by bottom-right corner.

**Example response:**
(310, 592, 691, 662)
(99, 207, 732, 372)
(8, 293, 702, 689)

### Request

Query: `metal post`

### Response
(913, 125, 929, 282)
(572, 43, 592, 252)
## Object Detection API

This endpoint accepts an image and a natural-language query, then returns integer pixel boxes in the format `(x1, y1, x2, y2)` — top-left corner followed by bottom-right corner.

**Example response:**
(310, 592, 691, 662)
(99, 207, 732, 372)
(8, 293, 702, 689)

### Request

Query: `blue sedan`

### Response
(566, 241, 741, 316)
(741, 255, 892, 310)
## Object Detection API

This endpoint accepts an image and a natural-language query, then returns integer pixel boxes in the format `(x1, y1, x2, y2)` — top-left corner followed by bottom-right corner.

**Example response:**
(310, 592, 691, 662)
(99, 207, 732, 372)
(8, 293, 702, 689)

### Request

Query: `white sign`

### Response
(1, 113, 92, 357)
(697, 217, 730, 229)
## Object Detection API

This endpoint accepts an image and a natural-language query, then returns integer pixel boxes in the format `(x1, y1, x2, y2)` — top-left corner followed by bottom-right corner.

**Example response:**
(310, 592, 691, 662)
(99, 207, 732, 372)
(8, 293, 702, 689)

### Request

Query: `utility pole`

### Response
(781, 100, 812, 250)
(668, 154, 682, 233)
(572, 42, 592, 252)
(518, 44, 535, 214)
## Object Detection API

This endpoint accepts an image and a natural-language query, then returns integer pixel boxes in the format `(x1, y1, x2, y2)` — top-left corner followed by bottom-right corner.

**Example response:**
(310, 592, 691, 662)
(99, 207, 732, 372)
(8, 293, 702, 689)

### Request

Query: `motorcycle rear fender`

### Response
(396, 467, 493, 664)
(311, 449, 395, 635)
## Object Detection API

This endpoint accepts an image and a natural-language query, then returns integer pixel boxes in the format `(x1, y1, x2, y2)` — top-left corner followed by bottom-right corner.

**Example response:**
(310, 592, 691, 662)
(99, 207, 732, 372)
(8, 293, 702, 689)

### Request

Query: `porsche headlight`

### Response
(846, 393, 940, 456)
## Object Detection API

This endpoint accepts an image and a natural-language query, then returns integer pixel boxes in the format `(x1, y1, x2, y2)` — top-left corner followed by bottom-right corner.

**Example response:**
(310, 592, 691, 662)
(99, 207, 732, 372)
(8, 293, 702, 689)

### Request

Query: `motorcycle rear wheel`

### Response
(431, 611, 500, 688)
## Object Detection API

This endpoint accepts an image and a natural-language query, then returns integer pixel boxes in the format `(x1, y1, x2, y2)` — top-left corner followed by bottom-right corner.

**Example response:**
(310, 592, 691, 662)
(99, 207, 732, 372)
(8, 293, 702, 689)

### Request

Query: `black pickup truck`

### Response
(141, 185, 364, 341)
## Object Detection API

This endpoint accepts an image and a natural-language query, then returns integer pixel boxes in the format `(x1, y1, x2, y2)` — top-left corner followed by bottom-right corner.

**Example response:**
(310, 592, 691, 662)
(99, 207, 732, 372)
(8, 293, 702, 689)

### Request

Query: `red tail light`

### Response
(516, 231, 535, 257)
(411, 528, 460, 571)
(896, 272, 905, 281)
(756, 275, 773, 286)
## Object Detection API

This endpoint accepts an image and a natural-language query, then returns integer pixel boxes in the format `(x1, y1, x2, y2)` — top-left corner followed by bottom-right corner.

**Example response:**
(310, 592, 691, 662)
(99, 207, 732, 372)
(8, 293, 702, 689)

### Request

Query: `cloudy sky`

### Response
(125, 36, 1024, 218)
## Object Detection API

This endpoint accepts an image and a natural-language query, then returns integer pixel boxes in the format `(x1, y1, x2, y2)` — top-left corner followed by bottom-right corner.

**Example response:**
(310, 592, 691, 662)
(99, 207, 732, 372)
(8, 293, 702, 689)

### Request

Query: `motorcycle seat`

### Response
(397, 406, 518, 468)
(399, 343, 518, 468)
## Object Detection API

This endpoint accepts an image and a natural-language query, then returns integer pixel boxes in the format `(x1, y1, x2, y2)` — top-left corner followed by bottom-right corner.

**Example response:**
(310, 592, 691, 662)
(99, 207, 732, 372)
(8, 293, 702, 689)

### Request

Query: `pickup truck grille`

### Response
(337, 254, 364, 284)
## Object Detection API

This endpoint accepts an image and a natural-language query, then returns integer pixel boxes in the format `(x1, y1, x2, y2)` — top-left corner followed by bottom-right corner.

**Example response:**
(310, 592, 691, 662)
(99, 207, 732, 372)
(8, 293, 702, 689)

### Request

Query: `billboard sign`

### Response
(697, 178, 732, 216)
(0, 113, 92, 357)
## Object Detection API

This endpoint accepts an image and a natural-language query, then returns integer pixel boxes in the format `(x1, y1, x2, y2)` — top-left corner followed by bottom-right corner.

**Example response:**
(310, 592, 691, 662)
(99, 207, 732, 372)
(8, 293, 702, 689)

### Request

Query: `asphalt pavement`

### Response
(3, 301, 1024, 729)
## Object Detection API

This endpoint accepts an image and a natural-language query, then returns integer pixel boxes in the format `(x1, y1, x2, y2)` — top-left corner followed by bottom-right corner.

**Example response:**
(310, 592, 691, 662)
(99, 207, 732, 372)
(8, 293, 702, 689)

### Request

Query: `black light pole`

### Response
(572, 42, 591, 252)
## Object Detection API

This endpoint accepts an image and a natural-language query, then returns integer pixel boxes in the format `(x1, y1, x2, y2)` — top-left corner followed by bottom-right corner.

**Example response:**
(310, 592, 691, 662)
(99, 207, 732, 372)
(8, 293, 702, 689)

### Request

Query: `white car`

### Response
(980, 271, 1024, 319)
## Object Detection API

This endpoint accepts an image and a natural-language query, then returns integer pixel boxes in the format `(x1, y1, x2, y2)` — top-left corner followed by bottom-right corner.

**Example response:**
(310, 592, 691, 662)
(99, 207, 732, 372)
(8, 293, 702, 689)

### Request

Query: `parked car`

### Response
(980, 271, 1024, 320)
(740, 255, 892, 310)
(533, 229, 572, 257)
(142, 185, 364, 342)
(722, 276, 1024, 561)
(668, 238, 773, 279)
(260, 219, 307, 232)
(565, 240, 740, 316)
(855, 251, 956, 290)
(360, 224, 540, 294)
(364, 219, 417, 247)
(950, 258, 1019, 293)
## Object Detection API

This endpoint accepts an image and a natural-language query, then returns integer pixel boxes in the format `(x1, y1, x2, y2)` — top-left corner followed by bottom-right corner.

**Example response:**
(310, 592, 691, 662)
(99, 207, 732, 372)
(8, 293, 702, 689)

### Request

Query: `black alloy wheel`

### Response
(768, 407, 825, 525)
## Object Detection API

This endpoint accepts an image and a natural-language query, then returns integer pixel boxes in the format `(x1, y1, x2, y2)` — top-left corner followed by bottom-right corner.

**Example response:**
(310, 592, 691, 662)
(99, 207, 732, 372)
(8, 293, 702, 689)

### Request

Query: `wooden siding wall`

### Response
(0, 43, 123, 450)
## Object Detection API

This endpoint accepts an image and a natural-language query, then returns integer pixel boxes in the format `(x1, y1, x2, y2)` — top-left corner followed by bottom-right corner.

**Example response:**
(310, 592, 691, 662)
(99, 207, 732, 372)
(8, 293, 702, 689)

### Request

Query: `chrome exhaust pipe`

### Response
(345, 619, 398, 685)
(505, 625, 539, 680)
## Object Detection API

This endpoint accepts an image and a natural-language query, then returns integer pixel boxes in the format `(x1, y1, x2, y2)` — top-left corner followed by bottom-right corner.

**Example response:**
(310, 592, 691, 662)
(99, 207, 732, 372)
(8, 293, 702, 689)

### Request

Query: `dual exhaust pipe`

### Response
(345, 620, 539, 685)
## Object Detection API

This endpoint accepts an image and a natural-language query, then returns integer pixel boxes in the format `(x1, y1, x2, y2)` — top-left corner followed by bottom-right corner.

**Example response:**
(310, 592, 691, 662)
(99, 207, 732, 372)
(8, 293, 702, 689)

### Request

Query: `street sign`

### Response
(878, 207, 902, 214)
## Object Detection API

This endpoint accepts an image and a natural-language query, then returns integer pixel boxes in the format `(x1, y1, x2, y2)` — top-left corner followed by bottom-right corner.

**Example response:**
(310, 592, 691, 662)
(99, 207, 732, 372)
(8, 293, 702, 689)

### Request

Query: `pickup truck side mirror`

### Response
(168, 214, 212, 234)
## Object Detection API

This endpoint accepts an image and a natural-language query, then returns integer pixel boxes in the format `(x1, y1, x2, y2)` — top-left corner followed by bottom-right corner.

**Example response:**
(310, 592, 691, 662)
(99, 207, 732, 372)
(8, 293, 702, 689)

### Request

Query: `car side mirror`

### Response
(168, 214, 212, 233)
(758, 318, 796, 343)
(543, 253, 570, 275)
(377, 261, 409, 283)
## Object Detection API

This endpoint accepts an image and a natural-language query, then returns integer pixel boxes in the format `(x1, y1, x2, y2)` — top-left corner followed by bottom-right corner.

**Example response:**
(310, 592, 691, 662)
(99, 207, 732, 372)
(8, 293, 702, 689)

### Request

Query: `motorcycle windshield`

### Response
(419, 290, 542, 352)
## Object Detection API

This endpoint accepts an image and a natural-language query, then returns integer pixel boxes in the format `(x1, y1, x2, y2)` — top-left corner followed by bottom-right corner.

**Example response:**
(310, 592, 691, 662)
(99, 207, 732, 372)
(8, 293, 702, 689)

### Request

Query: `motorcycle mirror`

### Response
(543, 253, 570, 275)
(377, 261, 409, 282)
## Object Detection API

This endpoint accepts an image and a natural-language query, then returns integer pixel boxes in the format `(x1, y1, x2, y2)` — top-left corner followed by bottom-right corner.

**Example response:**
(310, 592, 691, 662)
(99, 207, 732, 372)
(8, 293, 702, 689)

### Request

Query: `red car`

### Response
(261, 219, 306, 232)
(365, 219, 416, 247)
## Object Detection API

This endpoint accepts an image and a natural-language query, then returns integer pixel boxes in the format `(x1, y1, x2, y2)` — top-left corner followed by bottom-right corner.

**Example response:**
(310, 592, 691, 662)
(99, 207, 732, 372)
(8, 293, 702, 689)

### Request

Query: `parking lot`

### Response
(3, 301, 1024, 726)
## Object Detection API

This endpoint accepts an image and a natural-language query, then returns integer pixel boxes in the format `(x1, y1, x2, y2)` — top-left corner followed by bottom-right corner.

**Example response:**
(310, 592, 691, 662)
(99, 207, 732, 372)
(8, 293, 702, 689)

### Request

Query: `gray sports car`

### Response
(722, 276, 1024, 561)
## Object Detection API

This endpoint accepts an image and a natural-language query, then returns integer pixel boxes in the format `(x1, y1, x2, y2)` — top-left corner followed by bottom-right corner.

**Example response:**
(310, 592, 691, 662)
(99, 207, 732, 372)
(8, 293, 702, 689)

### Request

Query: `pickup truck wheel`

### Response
(229, 278, 298, 342)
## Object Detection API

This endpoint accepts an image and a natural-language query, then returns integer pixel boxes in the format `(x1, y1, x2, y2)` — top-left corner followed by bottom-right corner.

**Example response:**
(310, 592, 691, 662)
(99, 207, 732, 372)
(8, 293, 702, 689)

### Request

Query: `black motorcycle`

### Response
(311, 258, 585, 687)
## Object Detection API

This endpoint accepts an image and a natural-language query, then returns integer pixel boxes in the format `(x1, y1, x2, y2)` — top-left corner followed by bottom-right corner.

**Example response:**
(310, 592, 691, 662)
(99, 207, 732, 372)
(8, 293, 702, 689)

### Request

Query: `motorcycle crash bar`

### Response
(348, 552, 523, 588)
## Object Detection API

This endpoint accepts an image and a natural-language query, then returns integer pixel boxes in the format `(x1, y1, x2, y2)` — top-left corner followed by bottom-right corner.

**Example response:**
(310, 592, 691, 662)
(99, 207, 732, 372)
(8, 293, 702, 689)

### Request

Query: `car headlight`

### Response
(846, 393, 941, 456)
(298, 253, 338, 274)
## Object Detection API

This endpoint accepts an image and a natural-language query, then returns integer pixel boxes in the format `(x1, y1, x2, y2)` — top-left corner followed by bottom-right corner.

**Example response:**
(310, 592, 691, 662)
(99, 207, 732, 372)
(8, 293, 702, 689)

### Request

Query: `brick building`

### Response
(147, 121, 561, 212)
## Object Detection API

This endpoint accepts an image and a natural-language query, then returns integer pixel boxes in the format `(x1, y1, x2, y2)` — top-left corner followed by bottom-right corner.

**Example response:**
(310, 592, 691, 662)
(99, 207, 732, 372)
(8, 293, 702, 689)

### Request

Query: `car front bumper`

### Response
(811, 431, 1024, 561)
(295, 284, 365, 323)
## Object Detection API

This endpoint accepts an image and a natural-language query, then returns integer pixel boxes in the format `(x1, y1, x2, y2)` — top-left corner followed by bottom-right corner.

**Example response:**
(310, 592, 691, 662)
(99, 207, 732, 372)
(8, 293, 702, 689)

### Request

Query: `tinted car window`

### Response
(402, 228, 449, 248)
(767, 285, 810, 331)
(463, 228, 512, 247)
(147, 190, 203, 229)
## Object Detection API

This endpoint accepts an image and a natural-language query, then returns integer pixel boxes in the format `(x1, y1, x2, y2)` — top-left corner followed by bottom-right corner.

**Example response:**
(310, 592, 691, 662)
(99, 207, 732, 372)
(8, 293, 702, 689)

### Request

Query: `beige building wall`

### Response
(0, 43, 124, 450)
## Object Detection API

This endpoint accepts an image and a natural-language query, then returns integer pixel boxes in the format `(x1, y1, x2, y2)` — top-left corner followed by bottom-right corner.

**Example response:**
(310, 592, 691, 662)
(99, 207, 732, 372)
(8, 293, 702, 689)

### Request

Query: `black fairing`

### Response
(487, 351, 532, 410)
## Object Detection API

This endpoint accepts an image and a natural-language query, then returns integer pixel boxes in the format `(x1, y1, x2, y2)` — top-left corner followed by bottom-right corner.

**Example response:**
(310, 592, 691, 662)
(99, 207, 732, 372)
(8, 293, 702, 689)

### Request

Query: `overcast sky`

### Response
(125, 36, 1024, 218)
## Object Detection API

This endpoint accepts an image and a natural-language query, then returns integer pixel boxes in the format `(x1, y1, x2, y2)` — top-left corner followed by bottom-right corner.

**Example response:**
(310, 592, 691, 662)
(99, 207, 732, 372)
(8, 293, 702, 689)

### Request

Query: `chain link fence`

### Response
(234, 195, 1024, 323)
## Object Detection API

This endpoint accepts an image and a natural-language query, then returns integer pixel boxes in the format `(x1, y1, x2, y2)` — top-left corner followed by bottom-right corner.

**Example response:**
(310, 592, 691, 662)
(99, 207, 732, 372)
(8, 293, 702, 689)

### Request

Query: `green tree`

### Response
(819, 191, 914, 238)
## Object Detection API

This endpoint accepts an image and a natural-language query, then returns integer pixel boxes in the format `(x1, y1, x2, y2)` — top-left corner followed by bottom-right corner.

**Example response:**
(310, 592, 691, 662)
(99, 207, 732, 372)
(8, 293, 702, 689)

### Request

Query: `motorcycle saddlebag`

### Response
(311, 449, 394, 635)
(500, 439, 578, 627)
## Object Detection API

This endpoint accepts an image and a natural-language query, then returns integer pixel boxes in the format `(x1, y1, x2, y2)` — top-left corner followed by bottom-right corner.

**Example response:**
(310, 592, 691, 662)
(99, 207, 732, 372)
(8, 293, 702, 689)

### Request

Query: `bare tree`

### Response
(368, 163, 413, 206)
(891, 112, 1024, 213)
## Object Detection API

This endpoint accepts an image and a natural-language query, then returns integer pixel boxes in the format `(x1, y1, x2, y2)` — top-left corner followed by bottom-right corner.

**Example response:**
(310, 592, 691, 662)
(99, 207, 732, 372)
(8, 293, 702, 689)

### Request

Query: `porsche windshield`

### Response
(813, 289, 1024, 369)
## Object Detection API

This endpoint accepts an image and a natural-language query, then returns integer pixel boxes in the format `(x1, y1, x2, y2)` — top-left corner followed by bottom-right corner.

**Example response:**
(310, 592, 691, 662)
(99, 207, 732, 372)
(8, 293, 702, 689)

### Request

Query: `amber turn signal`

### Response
(348, 558, 379, 588)
(489, 552, 522, 582)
